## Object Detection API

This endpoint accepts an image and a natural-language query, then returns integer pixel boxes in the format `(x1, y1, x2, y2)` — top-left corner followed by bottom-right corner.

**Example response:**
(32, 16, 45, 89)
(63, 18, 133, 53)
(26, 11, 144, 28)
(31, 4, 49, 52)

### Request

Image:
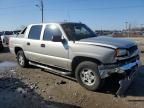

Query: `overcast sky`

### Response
(0, 0, 144, 30)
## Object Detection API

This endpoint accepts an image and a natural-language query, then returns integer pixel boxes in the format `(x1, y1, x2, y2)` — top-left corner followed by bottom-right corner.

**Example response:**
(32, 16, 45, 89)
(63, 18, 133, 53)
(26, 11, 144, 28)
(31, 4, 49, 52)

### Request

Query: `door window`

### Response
(28, 25, 42, 40)
(43, 24, 62, 41)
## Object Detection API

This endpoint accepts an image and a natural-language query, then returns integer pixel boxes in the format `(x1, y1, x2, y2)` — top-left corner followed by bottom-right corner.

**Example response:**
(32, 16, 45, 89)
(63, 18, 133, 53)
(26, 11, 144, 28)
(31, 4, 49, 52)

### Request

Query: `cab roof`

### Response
(30, 22, 83, 26)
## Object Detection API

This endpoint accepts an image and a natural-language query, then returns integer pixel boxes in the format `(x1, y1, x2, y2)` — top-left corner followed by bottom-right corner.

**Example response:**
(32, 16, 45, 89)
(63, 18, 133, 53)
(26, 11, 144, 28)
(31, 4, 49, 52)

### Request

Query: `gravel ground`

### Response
(0, 47, 144, 108)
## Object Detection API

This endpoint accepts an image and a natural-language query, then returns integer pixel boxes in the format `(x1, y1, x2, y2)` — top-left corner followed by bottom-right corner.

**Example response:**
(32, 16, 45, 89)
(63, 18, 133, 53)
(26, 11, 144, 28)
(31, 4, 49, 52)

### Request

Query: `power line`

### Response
(0, 5, 33, 10)
(42, 5, 144, 12)
(0, 4, 144, 11)
(68, 5, 144, 11)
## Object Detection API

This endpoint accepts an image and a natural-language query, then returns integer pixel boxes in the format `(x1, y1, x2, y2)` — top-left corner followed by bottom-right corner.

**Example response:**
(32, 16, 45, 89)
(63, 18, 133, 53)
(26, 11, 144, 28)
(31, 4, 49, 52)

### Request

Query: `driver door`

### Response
(39, 24, 69, 69)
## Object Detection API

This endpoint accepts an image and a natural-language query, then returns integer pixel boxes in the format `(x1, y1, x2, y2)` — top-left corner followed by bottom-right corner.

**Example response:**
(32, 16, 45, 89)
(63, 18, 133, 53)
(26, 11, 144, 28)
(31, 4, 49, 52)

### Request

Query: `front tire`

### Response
(75, 61, 102, 91)
(17, 50, 28, 68)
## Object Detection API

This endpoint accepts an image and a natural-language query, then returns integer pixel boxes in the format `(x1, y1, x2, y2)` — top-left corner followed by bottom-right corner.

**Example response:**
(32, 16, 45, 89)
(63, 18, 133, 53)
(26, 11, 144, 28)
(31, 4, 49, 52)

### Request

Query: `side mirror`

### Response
(52, 36, 62, 42)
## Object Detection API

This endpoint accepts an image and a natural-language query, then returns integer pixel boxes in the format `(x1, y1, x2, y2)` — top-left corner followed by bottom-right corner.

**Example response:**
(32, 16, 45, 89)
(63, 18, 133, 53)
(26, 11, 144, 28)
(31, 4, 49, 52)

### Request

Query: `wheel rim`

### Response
(18, 54, 24, 66)
(80, 68, 96, 86)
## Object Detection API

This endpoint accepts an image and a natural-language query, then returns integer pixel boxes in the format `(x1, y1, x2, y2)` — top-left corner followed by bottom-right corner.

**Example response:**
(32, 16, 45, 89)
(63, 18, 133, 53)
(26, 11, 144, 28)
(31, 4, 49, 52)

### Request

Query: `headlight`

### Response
(115, 49, 128, 57)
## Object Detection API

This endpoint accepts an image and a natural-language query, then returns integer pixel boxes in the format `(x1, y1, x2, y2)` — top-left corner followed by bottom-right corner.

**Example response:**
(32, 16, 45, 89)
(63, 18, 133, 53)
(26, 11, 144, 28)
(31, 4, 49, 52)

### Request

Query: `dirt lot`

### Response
(0, 45, 144, 108)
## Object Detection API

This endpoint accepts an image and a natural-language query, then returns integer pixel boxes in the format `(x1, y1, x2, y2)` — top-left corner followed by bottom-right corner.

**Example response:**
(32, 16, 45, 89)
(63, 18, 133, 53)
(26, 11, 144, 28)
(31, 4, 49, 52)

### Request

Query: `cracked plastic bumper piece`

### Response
(116, 60, 141, 96)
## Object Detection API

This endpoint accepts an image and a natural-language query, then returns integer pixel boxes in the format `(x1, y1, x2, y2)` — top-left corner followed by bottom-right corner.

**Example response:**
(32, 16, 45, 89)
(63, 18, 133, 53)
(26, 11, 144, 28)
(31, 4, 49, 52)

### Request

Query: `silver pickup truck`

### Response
(9, 22, 141, 91)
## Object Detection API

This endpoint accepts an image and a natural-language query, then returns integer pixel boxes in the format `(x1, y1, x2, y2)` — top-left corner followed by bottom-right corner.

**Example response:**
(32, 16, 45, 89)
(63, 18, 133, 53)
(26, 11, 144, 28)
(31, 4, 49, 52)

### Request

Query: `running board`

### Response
(29, 61, 71, 75)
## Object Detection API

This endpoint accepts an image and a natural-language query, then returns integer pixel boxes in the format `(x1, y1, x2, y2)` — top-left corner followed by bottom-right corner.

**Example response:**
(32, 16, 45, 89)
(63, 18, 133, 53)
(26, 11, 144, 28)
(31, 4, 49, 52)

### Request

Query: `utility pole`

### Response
(125, 22, 128, 31)
(125, 22, 128, 37)
(41, 0, 44, 23)
(128, 24, 131, 38)
(36, 0, 44, 23)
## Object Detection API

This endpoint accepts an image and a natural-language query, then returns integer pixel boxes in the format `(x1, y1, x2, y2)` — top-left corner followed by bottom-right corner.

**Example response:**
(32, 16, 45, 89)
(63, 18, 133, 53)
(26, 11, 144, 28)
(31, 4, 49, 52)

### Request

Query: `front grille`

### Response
(128, 45, 138, 55)
(117, 55, 139, 66)
(102, 55, 139, 70)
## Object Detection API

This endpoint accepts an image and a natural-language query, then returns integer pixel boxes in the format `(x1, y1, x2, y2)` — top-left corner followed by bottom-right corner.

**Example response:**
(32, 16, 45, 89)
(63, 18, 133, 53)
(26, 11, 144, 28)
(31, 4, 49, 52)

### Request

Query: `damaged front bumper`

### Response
(98, 58, 141, 79)
(98, 57, 141, 96)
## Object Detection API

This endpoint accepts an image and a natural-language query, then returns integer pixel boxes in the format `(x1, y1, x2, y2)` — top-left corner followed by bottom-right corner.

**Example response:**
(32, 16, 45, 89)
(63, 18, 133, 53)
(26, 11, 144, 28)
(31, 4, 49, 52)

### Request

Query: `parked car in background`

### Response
(12, 30, 21, 38)
(0, 32, 4, 50)
(142, 32, 144, 36)
(1, 31, 14, 45)
(0, 32, 3, 36)
(13, 30, 21, 35)
(0, 35, 4, 51)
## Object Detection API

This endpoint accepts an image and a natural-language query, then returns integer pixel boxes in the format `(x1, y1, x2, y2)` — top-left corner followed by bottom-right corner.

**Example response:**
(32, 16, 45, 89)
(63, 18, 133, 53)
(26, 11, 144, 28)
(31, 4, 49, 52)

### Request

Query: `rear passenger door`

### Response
(24, 25, 43, 62)
(39, 24, 69, 69)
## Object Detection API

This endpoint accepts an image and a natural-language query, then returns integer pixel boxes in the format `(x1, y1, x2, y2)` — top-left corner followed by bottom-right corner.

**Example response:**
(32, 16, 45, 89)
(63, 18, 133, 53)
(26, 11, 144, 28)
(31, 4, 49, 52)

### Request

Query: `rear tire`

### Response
(75, 61, 102, 91)
(17, 50, 29, 68)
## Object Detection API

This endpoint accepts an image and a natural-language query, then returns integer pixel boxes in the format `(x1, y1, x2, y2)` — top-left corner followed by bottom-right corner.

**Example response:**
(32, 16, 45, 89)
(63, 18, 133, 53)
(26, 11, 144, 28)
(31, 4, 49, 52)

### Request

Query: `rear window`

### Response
(28, 25, 42, 40)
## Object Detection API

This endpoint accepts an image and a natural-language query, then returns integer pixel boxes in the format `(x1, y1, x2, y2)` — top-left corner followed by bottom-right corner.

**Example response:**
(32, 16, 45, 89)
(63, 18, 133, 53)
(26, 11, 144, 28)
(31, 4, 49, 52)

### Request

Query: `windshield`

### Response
(4, 31, 13, 35)
(61, 23, 96, 41)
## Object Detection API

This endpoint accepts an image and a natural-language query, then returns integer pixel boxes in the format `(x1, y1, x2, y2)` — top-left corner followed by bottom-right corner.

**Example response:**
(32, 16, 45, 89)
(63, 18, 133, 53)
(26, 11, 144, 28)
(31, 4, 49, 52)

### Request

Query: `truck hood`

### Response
(79, 36, 136, 49)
